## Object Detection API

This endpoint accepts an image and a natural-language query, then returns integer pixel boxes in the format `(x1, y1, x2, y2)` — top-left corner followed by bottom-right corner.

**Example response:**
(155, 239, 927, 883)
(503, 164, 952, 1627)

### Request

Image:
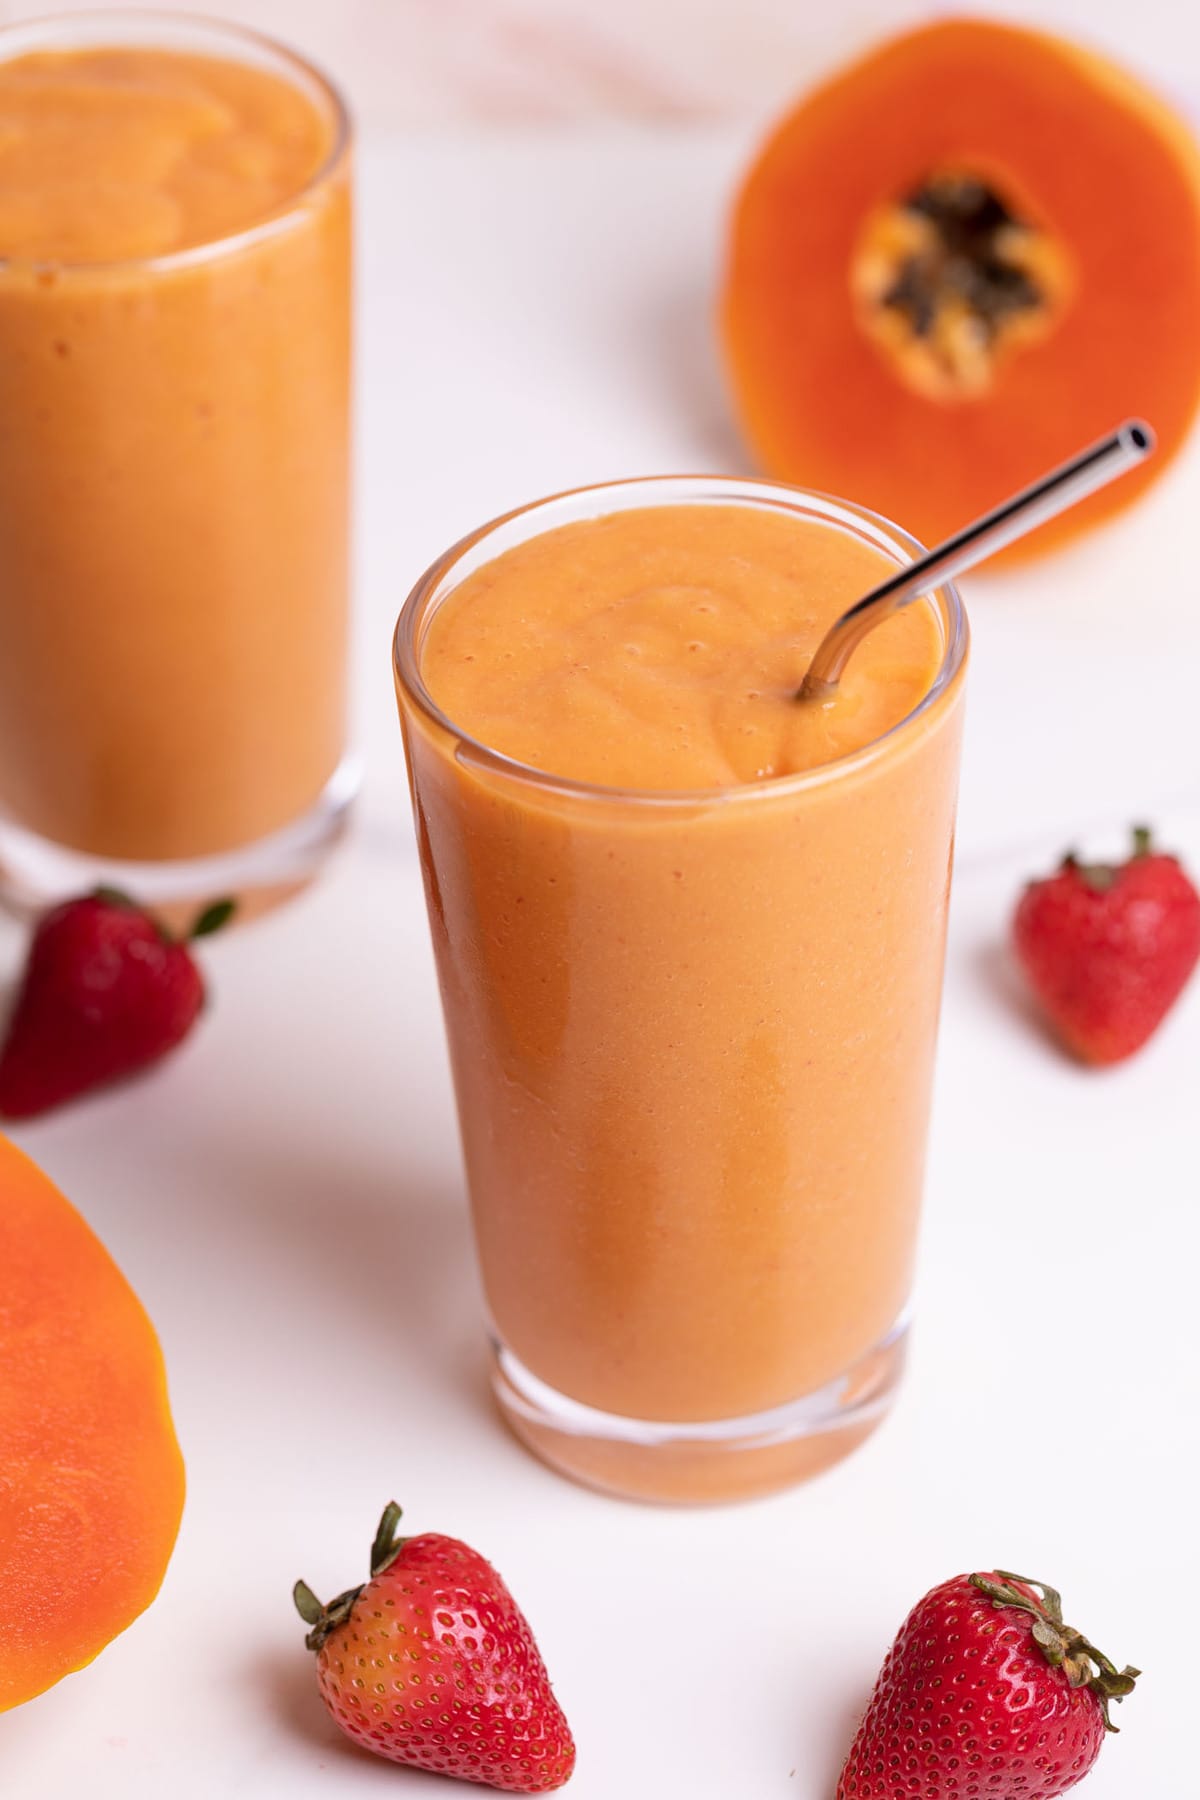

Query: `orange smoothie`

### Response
(396, 485, 967, 1502)
(0, 23, 351, 876)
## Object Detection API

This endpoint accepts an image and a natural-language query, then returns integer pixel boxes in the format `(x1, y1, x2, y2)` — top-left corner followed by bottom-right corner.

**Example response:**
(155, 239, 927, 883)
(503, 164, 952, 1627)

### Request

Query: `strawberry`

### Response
(1013, 824, 1200, 1064)
(293, 1502, 575, 1792)
(0, 889, 233, 1118)
(838, 1570, 1138, 1800)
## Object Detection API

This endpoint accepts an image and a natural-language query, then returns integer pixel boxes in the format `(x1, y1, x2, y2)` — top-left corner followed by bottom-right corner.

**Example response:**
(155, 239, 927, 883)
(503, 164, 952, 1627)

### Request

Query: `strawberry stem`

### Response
(975, 1570, 1064, 1623)
(87, 886, 235, 945)
(969, 1571, 1139, 1731)
(293, 1502, 411, 1655)
(293, 1580, 324, 1627)
(1063, 823, 1158, 893)
(189, 898, 236, 940)
(91, 885, 137, 910)
(370, 1500, 407, 1576)
(293, 1577, 365, 1654)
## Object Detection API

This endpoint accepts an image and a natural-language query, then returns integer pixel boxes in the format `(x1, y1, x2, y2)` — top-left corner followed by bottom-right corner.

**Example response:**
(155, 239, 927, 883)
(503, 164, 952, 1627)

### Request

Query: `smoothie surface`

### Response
(421, 504, 946, 790)
(0, 46, 335, 261)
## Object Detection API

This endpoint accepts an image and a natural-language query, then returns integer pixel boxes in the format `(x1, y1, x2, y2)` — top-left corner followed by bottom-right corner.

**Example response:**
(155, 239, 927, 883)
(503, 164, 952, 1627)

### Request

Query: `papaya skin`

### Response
(721, 17, 1200, 563)
(0, 1133, 184, 1709)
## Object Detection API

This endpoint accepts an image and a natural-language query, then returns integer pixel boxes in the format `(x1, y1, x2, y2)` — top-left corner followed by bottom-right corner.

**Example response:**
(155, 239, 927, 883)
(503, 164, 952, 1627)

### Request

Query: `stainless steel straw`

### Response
(798, 420, 1155, 701)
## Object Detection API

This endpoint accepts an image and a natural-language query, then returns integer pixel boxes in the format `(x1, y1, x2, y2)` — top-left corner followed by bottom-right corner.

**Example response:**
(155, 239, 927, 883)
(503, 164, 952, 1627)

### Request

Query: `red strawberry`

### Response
(1013, 824, 1200, 1064)
(294, 1502, 575, 1792)
(0, 889, 233, 1118)
(838, 1570, 1138, 1800)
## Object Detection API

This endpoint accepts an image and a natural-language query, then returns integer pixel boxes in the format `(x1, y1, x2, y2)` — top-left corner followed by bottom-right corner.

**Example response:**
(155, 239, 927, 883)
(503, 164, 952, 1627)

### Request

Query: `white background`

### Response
(2, 12, 1200, 1799)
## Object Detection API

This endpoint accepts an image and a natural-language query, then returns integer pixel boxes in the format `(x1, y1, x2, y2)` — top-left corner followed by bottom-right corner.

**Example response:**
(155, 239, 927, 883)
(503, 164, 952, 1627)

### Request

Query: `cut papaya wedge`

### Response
(721, 18, 1200, 560)
(0, 1133, 184, 1709)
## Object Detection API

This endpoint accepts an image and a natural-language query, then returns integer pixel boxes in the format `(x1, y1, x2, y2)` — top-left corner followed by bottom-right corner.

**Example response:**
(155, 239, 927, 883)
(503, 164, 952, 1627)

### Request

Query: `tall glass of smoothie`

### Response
(0, 13, 353, 913)
(395, 478, 968, 1504)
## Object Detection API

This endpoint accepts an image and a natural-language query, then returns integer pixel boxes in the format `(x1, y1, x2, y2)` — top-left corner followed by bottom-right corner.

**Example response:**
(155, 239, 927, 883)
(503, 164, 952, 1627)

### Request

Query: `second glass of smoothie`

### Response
(395, 478, 967, 1503)
(0, 12, 353, 913)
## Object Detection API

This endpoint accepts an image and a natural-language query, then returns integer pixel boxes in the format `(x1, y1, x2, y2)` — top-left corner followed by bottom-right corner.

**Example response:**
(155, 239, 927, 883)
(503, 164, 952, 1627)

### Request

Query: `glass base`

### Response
(490, 1316, 909, 1505)
(0, 753, 361, 925)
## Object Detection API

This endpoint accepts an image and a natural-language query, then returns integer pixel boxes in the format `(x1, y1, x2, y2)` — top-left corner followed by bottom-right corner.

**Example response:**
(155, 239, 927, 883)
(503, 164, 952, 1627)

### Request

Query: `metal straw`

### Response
(798, 420, 1155, 701)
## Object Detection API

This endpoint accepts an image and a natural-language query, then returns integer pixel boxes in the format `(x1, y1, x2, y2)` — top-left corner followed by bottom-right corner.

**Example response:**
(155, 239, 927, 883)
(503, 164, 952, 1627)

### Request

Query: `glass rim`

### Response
(0, 8, 351, 277)
(394, 473, 969, 810)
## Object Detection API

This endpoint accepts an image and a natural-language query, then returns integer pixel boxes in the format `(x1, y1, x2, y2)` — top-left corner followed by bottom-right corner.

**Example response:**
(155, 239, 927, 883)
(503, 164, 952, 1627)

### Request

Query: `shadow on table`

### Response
(968, 937, 1063, 1059)
(96, 1106, 499, 1448)
(197, 1134, 485, 1396)
(253, 1641, 452, 1789)
(639, 278, 752, 472)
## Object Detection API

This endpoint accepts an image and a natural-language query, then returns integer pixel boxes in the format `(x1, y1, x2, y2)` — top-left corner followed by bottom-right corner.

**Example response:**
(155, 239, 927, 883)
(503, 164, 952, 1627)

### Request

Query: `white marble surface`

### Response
(2, 125, 1199, 1797)
(1, 0, 1198, 127)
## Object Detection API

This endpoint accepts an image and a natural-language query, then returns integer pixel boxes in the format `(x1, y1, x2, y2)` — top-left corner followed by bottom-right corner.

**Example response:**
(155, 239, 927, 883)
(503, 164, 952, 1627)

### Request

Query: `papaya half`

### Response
(0, 1133, 184, 1709)
(721, 17, 1200, 560)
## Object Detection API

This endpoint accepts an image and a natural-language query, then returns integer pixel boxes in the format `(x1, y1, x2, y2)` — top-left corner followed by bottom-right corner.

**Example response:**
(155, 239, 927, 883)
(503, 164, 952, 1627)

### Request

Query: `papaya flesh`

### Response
(721, 18, 1200, 561)
(0, 1133, 184, 1709)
